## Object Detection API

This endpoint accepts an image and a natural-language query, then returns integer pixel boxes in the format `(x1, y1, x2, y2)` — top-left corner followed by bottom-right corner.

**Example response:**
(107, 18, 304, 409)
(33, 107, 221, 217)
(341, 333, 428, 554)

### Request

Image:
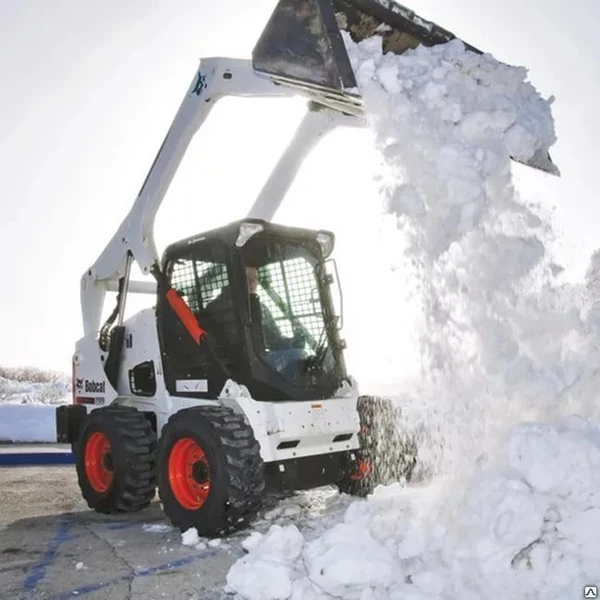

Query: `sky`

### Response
(0, 0, 598, 373)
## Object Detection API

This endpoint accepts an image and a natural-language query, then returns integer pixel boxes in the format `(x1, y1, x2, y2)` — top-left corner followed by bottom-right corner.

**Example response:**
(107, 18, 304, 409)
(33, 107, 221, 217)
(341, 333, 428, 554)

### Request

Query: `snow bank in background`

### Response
(0, 376, 68, 442)
(0, 405, 58, 442)
(227, 417, 600, 600)
(0, 376, 69, 405)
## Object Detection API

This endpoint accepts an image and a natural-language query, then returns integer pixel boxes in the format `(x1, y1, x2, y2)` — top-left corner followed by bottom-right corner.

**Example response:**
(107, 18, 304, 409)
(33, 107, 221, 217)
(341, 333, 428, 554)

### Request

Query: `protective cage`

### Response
(159, 219, 348, 401)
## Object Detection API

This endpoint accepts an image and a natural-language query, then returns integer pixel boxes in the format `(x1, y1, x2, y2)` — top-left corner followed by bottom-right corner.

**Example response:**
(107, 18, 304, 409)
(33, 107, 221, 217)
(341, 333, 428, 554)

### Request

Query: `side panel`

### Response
(73, 336, 117, 408)
(113, 308, 220, 434)
(115, 307, 166, 399)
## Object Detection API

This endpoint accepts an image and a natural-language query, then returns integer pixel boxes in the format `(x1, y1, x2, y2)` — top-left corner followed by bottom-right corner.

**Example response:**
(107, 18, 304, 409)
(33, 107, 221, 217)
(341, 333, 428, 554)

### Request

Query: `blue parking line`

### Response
(49, 550, 220, 599)
(0, 452, 74, 467)
(23, 519, 71, 591)
(103, 521, 153, 531)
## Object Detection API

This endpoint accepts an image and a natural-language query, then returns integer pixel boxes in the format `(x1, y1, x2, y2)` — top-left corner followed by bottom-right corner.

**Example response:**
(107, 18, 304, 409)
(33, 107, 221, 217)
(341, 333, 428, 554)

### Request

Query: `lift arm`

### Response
(81, 58, 307, 336)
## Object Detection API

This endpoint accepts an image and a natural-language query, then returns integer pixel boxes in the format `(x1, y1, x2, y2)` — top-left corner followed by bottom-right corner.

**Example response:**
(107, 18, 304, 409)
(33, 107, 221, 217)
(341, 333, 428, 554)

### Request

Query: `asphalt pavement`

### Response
(0, 462, 245, 600)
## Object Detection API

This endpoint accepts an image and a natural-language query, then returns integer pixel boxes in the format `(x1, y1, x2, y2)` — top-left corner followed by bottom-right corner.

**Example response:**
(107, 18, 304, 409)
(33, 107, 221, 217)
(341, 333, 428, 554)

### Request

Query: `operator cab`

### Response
(157, 219, 348, 401)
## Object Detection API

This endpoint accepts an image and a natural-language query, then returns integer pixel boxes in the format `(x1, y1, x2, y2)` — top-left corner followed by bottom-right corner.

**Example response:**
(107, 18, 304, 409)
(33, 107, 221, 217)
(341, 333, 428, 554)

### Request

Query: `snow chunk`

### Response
(303, 519, 398, 595)
(226, 525, 304, 600)
(181, 528, 200, 547)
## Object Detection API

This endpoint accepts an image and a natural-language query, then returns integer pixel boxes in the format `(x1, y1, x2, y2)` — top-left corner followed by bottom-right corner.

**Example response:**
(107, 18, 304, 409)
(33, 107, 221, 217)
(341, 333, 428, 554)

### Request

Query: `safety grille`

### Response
(169, 259, 229, 313)
(257, 257, 326, 348)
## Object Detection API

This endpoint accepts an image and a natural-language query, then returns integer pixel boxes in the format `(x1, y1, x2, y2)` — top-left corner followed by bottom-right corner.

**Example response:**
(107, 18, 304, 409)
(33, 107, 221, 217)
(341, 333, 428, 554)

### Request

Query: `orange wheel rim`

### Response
(168, 438, 211, 510)
(84, 432, 113, 492)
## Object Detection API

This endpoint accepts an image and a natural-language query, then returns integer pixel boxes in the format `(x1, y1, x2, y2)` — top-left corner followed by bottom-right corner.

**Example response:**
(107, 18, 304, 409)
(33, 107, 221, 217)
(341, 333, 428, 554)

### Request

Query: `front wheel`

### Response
(75, 405, 157, 513)
(157, 405, 265, 537)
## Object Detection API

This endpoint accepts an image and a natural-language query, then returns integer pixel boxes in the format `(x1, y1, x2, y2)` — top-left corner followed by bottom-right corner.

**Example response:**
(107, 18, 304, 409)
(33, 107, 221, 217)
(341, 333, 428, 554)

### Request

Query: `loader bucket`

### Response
(252, 0, 558, 176)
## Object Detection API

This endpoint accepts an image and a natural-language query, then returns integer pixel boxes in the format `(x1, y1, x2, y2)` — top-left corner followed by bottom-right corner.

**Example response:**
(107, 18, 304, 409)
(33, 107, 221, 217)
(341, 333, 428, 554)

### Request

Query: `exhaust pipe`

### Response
(252, 0, 558, 176)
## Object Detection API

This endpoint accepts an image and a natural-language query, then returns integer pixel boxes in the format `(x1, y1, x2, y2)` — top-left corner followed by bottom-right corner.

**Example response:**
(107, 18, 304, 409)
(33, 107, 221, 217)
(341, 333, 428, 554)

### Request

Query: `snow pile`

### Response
(227, 525, 305, 600)
(227, 417, 600, 599)
(0, 404, 60, 442)
(0, 373, 69, 442)
(225, 33, 600, 599)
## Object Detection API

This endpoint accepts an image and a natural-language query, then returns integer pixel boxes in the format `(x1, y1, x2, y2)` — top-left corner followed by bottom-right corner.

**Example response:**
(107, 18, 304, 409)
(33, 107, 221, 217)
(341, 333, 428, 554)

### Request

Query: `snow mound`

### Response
(227, 417, 600, 599)
(225, 28, 600, 600)
(0, 373, 69, 442)
(0, 404, 59, 442)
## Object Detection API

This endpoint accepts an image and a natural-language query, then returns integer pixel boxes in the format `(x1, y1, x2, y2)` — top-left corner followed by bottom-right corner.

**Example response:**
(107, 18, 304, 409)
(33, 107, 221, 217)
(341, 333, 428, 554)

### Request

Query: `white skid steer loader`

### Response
(56, 0, 558, 537)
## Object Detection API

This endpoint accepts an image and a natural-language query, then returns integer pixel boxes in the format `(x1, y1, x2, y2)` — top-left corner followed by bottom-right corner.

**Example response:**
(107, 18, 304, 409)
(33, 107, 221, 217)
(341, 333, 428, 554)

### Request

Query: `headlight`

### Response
(236, 222, 264, 247)
(316, 231, 335, 258)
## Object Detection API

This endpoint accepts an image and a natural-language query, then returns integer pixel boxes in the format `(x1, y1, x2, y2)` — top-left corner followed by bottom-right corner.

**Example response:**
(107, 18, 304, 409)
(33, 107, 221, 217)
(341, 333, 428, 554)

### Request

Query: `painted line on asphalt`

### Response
(23, 518, 71, 591)
(103, 521, 159, 531)
(49, 550, 221, 599)
(0, 452, 74, 467)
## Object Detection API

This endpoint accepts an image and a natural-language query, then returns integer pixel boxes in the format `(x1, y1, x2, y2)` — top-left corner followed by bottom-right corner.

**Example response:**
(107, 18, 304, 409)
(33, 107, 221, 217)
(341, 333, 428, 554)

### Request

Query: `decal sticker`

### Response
(192, 72, 207, 96)
(83, 379, 106, 394)
(75, 396, 104, 406)
(176, 379, 208, 393)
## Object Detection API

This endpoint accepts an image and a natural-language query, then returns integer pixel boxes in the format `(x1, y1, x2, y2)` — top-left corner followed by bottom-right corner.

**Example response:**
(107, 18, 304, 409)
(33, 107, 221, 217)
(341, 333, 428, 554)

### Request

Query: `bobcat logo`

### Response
(75, 378, 83, 391)
(192, 71, 207, 96)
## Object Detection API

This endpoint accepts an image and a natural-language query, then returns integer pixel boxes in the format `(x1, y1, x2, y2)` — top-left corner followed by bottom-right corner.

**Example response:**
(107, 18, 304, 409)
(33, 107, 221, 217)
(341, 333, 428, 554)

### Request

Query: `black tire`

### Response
(75, 405, 157, 513)
(337, 395, 417, 496)
(157, 405, 265, 537)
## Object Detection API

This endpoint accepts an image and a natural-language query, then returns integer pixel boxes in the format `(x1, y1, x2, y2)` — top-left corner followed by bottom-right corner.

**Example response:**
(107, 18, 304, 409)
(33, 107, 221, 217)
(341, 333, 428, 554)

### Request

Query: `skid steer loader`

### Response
(56, 0, 558, 537)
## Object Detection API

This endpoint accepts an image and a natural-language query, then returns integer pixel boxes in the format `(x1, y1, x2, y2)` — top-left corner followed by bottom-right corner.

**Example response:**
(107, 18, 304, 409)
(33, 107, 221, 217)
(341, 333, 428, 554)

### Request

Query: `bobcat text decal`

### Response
(78, 379, 106, 394)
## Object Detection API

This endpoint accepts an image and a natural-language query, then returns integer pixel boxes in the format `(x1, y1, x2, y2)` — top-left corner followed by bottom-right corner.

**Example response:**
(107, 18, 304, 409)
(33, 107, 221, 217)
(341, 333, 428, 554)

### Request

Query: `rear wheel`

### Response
(75, 405, 157, 513)
(337, 396, 417, 496)
(157, 405, 265, 537)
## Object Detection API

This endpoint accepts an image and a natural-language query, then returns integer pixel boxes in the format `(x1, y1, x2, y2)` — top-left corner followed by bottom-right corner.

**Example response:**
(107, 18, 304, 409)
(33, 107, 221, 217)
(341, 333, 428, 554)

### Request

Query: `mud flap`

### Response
(56, 404, 87, 444)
